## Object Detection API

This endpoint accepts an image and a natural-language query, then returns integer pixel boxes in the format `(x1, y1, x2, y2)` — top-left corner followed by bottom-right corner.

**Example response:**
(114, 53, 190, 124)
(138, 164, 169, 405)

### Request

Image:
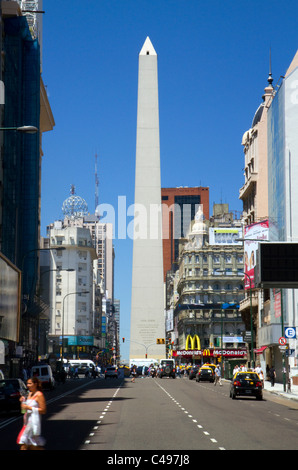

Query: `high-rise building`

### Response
(238, 71, 273, 368)
(161, 187, 209, 280)
(0, 2, 54, 367)
(130, 38, 165, 362)
(266, 50, 298, 379)
(48, 222, 97, 358)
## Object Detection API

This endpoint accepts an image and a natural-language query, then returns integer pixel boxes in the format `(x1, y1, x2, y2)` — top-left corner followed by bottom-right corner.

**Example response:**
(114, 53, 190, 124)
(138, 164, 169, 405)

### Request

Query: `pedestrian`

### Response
(214, 365, 222, 386)
(269, 366, 276, 387)
(17, 376, 47, 450)
(131, 365, 137, 383)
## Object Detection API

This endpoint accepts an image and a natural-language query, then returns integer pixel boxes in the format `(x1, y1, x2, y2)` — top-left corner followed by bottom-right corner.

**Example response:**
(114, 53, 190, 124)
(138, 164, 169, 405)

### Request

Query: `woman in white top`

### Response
(17, 376, 47, 450)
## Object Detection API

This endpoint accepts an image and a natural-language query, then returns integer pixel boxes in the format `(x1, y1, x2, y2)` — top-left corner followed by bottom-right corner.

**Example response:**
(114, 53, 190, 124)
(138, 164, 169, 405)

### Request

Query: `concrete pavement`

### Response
(263, 379, 298, 401)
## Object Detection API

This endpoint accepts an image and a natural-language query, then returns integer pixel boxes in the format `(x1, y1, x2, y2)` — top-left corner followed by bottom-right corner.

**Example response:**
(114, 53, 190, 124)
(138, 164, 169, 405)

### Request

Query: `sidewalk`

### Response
(263, 379, 298, 401)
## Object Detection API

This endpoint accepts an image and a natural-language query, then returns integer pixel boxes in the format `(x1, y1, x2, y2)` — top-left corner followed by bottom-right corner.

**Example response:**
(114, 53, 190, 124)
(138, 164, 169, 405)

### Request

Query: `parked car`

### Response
(188, 366, 200, 380)
(0, 379, 27, 413)
(31, 364, 55, 390)
(104, 366, 118, 379)
(230, 371, 263, 400)
(196, 366, 215, 383)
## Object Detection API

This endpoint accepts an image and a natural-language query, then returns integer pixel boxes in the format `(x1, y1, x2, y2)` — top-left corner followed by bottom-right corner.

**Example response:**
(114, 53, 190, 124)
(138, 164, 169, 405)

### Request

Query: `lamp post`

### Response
(20, 247, 66, 362)
(236, 238, 288, 391)
(61, 290, 89, 360)
(0, 125, 38, 133)
(38, 268, 74, 357)
(241, 271, 254, 369)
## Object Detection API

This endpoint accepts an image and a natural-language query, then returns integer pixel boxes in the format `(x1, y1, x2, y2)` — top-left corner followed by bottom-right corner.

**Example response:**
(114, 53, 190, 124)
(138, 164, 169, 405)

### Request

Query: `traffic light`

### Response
(122, 337, 125, 343)
(156, 338, 165, 344)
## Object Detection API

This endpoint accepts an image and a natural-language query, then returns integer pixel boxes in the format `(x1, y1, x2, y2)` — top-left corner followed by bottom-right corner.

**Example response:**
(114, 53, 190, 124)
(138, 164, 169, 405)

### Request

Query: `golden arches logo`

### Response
(185, 335, 201, 350)
(203, 349, 211, 356)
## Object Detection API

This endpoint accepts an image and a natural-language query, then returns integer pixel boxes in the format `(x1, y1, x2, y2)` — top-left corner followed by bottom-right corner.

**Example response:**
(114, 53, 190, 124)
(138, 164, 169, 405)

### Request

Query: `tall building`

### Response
(169, 204, 245, 372)
(238, 71, 273, 369)
(48, 222, 97, 358)
(266, 50, 298, 379)
(130, 37, 165, 361)
(161, 187, 209, 280)
(0, 2, 54, 369)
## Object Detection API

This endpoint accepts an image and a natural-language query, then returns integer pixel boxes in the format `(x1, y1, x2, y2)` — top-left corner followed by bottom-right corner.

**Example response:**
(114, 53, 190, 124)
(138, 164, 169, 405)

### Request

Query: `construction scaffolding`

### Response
(16, 0, 43, 40)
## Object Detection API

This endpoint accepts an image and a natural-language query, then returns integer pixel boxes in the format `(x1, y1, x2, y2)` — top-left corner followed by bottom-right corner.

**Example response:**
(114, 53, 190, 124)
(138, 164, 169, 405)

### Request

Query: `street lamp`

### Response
(237, 237, 288, 391)
(61, 290, 89, 360)
(240, 271, 254, 369)
(0, 125, 38, 133)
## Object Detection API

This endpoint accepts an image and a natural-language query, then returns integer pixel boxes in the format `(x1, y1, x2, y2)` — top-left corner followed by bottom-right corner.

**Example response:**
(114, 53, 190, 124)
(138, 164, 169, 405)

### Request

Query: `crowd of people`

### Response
(232, 363, 277, 388)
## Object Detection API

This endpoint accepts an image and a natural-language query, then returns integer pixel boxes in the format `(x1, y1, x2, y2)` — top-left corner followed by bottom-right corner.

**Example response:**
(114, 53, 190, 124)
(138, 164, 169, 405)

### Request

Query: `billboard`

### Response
(209, 227, 243, 246)
(0, 253, 21, 342)
(244, 220, 269, 289)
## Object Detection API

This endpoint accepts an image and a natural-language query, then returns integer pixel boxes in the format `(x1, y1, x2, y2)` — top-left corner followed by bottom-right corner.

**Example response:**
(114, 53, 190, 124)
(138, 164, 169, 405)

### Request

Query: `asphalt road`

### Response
(1, 375, 298, 452)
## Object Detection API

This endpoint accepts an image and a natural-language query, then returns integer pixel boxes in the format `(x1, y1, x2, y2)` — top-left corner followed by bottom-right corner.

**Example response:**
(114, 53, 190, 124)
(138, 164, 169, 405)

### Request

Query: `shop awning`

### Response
(254, 345, 268, 354)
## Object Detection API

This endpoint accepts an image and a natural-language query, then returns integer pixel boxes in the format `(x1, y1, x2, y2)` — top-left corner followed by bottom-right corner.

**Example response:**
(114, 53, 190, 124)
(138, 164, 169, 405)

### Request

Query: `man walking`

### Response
(214, 365, 222, 386)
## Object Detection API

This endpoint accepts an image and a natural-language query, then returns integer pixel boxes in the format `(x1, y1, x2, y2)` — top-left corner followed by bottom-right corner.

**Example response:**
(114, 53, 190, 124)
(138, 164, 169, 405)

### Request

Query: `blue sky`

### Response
(41, 0, 298, 361)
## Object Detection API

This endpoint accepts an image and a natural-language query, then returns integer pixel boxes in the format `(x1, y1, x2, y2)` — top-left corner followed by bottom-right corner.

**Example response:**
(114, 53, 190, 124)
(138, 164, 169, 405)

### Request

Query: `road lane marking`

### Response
(156, 381, 225, 450)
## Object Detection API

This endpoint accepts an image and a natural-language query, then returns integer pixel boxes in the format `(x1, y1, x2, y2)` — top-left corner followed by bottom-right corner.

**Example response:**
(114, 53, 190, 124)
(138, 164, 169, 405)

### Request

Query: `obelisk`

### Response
(130, 37, 166, 362)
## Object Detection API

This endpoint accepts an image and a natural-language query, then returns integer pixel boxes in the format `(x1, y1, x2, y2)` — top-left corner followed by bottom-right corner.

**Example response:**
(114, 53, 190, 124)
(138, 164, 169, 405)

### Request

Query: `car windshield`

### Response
(0, 380, 19, 390)
(236, 373, 259, 380)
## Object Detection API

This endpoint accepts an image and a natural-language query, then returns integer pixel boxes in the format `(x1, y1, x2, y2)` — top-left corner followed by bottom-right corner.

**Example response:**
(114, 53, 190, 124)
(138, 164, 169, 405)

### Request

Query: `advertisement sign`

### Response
(209, 228, 243, 246)
(0, 253, 21, 342)
(61, 336, 94, 346)
(172, 348, 247, 359)
(273, 289, 281, 318)
(244, 220, 269, 289)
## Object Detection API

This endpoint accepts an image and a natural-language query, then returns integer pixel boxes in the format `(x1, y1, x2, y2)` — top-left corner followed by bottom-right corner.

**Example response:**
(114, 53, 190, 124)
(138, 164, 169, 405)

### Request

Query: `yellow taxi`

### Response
(230, 371, 263, 400)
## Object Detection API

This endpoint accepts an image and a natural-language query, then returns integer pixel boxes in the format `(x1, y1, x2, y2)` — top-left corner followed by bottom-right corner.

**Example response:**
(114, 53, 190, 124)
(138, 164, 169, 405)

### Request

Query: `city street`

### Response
(1, 375, 298, 452)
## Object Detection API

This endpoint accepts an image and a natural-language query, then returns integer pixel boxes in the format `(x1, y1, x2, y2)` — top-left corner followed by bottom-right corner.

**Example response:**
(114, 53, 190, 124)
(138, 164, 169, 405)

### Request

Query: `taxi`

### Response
(230, 371, 263, 400)
(196, 364, 215, 382)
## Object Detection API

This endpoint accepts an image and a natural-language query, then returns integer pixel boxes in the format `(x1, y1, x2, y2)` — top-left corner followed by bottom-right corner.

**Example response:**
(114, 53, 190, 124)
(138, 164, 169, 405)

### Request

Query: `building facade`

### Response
(161, 186, 209, 281)
(266, 50, 298, 379)
(0, 2, 54, 372)
(48, 222, 97, 358)
(239, 71, 274, 373)
(168, 204, 246, 374)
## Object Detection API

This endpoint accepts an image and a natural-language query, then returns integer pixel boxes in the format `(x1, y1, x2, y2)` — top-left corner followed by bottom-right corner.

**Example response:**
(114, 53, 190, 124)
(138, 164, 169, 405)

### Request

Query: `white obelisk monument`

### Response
(130, 37, 166, 362)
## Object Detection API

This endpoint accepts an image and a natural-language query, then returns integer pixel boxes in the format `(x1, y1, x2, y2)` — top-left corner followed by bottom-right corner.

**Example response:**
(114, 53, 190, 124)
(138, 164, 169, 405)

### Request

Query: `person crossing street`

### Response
(214, 365, 222, 386)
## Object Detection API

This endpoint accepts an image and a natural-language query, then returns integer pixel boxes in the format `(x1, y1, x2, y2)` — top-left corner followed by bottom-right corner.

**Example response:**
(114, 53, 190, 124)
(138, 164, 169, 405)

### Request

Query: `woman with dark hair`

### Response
(17, 376, 47, 450)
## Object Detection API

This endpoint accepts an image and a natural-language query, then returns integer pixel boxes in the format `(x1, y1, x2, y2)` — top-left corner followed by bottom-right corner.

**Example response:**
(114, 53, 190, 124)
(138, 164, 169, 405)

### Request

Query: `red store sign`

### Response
(172, 349, 247, 359)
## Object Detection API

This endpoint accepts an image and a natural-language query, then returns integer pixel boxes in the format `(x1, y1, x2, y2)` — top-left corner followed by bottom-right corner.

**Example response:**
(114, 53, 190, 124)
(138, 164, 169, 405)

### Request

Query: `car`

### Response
(104, 366, 118, 379)
(230, 371, 263, 400)
(0, 379, 28, 414)
(136, 366, 149, 376)
(196, 366, 215, 382)
(31, 364, 55, 390)
(158, 359, 176, 379)
(188, 366, 200, 380)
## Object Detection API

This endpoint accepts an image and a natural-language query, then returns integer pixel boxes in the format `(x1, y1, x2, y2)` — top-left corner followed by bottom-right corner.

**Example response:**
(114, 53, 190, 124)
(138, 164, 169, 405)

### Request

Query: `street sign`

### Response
(279, 337, 287, 346)
(286, 349, 295, 357)
(285, 327, 296, 339)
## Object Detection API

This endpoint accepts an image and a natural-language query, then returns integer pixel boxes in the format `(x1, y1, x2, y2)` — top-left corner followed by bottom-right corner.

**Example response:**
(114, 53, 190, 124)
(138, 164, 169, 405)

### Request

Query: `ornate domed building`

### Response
(62, 185, 88, 220)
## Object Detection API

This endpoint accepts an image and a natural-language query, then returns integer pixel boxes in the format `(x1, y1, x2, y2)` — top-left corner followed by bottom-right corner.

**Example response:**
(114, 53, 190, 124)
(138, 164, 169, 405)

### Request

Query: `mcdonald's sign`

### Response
(185, 335, 201, 351)
(203, 349, 211, 356)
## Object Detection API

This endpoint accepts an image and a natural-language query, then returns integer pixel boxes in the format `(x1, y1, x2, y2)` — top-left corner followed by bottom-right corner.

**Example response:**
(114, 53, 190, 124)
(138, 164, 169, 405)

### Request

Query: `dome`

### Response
(62, 185, 88, 219)
(251, 102, 264, 128)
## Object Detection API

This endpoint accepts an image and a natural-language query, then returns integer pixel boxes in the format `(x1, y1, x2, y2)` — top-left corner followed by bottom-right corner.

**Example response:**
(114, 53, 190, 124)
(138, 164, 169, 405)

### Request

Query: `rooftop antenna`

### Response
(95, 153, 99, 217)
(268, 47, 273, 87)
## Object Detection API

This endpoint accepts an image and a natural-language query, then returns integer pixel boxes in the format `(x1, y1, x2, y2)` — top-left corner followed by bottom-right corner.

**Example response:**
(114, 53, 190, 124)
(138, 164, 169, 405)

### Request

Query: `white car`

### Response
(31, 364, 55, 389)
